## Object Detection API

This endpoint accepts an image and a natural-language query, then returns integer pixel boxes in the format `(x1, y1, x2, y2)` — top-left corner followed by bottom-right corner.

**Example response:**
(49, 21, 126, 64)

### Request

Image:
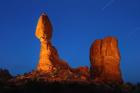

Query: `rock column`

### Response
(90, 37, 123, 84)
(35, 13, 54, 72)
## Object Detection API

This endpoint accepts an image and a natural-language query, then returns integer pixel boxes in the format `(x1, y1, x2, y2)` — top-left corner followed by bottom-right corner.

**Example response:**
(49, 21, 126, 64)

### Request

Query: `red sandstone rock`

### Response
(35, 13, 69, 72)
(35, 13, 53, 72)
(90, 37, 123, 84)
(34, 12, 90, 81)
(13, 13, 123, 83)
(35, 12, 52, 41)
(70, 66, 90, 80)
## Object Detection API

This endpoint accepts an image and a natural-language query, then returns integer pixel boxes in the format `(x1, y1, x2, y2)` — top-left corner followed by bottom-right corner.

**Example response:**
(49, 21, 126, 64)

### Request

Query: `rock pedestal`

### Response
(35, 13, 58, 72)
(90, 37, 123, 84)
(35, 13, 70, 73)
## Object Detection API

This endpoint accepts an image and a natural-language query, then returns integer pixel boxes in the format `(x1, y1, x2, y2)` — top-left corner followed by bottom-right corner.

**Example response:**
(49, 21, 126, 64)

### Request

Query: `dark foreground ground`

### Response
(1, 69, 140, 93)
(0, 80, 140, 93)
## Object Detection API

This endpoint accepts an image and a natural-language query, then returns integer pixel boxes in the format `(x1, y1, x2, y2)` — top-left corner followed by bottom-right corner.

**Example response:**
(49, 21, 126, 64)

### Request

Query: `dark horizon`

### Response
(0, 0, 140, 83)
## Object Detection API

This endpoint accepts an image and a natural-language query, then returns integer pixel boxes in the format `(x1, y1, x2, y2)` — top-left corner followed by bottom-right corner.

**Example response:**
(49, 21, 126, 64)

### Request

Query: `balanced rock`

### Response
(90, 37, 123, 84)
(35, 12, 52, 41)
(35, 13, 69, 72)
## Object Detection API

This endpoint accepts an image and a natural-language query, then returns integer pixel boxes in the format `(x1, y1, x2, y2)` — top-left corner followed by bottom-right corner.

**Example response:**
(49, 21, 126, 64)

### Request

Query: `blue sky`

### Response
(0, 0, 140, 83)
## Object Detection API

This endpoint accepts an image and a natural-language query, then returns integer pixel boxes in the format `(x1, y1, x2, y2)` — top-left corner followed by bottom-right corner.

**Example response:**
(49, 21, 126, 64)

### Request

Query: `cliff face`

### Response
(90, 37, 123, 84)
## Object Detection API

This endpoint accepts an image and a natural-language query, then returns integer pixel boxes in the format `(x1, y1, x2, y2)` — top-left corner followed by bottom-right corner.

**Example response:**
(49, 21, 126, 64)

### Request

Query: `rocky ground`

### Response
(0, 69, 140, 93)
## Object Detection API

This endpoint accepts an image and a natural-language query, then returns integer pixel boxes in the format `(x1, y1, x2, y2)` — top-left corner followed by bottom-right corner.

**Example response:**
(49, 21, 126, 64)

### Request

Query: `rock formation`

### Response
(35, 12, 53, 72)
(25, 12, 90, 81)
(9, 13, 123, 85)
(90, 37, 123, 84)
(0, 69, 12, 82)
(35, 12, 122, 83)
(35, 12, 69, 72)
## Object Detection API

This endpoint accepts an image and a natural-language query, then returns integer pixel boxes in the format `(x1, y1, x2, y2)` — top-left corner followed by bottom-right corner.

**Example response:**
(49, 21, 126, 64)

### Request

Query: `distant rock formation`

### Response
(0, 69, 12, 82)
(90, 37, 123, 84)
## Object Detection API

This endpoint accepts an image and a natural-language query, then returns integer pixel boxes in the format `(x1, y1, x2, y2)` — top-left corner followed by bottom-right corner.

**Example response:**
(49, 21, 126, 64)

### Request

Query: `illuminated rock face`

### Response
(35, 13, 60, 72)
(35, 13, 122, 82)
(36, 13, 71, 73)
(35, 12, 52, 41)
(90, 37, 123, 84)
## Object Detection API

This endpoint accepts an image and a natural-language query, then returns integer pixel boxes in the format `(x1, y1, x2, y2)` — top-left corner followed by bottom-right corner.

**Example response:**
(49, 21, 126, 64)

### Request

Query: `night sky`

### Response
(0, 0, 140, 83)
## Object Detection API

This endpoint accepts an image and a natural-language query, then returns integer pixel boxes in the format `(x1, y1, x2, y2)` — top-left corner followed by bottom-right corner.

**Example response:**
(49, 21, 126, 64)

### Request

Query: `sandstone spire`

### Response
(35, 13, 54, 72)
(35, 13, 70, 73)
(90, 37, 123, 84)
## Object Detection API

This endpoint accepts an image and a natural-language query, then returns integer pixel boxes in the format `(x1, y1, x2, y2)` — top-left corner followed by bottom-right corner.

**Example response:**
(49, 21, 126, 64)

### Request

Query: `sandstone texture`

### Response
(35, 12, 89, 81)
(35, 12, 52, 41)
(35, 13, 68, 72)
(35, 13, 54, 72)
(9, 13, 123, 85)
(90, 37, 123, 84)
